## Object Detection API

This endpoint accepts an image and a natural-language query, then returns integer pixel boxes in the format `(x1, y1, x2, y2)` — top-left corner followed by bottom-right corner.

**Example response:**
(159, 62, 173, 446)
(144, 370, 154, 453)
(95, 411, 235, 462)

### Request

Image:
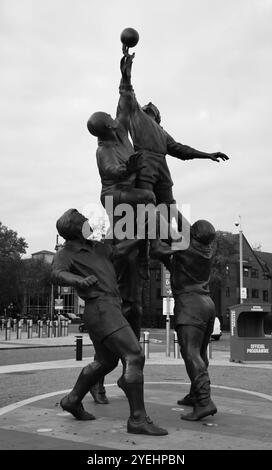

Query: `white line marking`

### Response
(0, 381, 272, 417)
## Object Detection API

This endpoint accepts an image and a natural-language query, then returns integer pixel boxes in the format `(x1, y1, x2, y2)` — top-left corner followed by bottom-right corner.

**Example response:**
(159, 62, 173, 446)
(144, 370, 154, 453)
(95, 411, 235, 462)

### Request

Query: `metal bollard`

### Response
(75, 335, 83, 361)
(207, 340, 213, 359)
(143, 331, 150, 359)
(38, 320, 43, 338)
(47, 320, 53, 338)
(17, 319, 23, 339)
(27, 319, 33, 339)
(65, 319, 69, 336)
(60, 320, 65, 337)
(5, 319, 11, 341)
(165, 315, 170, 357)
(173, 331, 181, 358)
(46, 320, 50, 337)
(53, 320, 59, 337)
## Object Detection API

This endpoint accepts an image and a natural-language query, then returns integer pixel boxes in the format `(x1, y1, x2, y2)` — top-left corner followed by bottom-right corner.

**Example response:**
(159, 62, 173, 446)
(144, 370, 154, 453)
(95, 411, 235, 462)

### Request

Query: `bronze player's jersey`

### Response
(171, 241, 214, 295)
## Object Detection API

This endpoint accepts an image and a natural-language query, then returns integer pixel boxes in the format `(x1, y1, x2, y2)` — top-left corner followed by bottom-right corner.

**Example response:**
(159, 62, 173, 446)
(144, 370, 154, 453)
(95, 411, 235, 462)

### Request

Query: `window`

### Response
(263, 290, 269, 302)
(252, 289, 259, 299)
(243, 268, 249, 277)
(251, 269, 259, 279)
(226, 287, 230, 297)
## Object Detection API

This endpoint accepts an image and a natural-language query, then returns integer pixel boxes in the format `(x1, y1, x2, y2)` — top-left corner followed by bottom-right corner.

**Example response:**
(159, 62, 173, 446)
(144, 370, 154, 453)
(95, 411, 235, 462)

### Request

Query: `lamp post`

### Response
(235, 216, 244, 304)
(53, 235, 63, 331)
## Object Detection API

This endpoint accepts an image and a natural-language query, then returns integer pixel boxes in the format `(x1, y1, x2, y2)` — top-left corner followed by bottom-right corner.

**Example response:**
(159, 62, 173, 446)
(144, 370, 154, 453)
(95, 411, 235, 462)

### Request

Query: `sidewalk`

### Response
(1, 333, 272, 450)
(0, 331, 92, 349)
(1, 332, 272, 370)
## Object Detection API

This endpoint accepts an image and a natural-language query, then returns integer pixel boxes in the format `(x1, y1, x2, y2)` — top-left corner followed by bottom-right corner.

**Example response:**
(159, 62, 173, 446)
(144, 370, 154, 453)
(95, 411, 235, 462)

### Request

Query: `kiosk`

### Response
(230, 303, 272, 362)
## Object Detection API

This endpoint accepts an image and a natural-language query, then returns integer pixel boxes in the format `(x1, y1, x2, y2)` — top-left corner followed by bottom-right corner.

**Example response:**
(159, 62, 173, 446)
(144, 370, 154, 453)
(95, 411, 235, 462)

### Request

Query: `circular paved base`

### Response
(0, 382, 271, 450)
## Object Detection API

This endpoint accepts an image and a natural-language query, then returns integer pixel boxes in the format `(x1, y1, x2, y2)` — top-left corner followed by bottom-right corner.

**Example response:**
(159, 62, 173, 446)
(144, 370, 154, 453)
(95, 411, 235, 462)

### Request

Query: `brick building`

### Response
(142, 233, 272, 330)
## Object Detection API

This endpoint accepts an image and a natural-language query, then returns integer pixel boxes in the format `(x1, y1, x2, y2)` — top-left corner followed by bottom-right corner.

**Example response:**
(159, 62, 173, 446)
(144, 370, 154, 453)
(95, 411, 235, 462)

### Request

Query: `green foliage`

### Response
(0, 222, 27, 259)
(22, 258, 52, 296)
(210, 231, 238, 293)
(0, 222, 28, 312)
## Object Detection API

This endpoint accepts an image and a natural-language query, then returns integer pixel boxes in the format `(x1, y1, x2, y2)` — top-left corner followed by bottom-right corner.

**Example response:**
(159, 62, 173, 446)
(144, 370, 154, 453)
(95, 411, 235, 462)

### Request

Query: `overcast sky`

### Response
(1, 0, 272, 256)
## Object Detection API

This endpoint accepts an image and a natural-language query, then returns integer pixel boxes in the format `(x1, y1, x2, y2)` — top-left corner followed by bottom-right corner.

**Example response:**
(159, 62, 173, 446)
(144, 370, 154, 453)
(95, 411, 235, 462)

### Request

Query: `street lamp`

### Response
(235, 216, 244, 304)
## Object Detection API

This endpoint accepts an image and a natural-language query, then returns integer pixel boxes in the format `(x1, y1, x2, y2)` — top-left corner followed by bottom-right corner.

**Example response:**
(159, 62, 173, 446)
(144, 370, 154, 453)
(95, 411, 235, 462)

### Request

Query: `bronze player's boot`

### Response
(117, 378, 168, 436)
(60, 395, 96, 421)
(127, 415, 168, 436)
(177, 384, 196, 406)
(90, 378, 109, 404)
(181, 372, 217, 421)
(181, 399, 217, 421)
(177, 393, 196, 407)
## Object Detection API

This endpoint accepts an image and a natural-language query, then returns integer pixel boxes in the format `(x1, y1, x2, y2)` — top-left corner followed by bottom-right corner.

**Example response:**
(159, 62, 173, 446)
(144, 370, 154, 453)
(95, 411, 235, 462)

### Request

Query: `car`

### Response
(211, 317, 222, 341)
(78, 323, 88, 333)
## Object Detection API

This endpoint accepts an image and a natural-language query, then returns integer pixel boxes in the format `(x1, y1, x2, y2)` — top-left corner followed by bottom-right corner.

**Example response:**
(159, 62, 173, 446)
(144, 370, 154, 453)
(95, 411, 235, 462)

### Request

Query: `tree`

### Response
(0, 222, 28, 313)
(22, 258, 52, 297)
(21, 258, 52, 318)
(210, 231, 238, 320)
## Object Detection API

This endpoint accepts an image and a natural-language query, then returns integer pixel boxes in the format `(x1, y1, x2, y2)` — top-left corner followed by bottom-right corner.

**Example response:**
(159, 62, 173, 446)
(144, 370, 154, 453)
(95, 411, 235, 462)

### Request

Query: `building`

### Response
(23, 249, 83, 319)
(31, 250, 55, 264)
(218, 233, 272, 329)
(143, 232, 272, 330)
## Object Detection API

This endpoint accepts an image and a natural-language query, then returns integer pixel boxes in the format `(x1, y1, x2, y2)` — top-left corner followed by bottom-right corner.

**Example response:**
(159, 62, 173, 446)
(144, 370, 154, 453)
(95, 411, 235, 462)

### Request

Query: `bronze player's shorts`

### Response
(174, 292, 216, 332)
(83, 295, 130, 343)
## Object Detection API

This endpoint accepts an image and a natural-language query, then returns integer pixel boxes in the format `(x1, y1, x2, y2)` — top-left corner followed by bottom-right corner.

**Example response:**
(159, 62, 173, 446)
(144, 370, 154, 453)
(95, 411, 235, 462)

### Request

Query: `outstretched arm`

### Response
(111, 238, 145, 259)
(166, 133, 229, 162)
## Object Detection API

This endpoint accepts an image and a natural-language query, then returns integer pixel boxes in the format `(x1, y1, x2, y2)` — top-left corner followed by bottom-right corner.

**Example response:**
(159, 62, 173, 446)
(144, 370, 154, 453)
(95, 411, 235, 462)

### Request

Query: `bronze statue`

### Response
(157, 219, 217, 420)
(119, 45, 229, 233)
(85, 28, 229, 410)
(52, 208, 168, 435)
(86, 37, 174, 403)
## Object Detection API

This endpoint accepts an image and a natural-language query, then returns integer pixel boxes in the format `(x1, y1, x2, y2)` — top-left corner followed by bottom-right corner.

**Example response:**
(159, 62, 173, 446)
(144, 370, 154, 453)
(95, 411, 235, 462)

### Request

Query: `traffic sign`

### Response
(241, 287, 247, 300)
(161, 265, 172, 297)
(54, 298, 64, 310)
(163, 297, 174, 316)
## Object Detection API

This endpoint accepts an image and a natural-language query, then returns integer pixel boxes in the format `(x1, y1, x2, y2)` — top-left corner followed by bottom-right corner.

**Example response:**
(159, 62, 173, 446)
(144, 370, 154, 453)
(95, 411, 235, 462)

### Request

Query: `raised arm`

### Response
(116, 50, 139, 128)
(166, 133, 229, 162)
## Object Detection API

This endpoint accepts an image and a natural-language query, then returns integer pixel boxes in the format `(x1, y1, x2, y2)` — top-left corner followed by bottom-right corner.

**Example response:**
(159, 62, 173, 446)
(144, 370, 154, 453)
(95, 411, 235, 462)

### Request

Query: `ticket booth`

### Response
(230, 303, 272, 362)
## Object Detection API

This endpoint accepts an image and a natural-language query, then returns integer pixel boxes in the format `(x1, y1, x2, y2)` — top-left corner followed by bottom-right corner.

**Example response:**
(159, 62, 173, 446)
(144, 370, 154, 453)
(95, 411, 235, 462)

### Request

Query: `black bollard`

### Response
(75, 335, 83, 361)
(5, 319, 11, 341)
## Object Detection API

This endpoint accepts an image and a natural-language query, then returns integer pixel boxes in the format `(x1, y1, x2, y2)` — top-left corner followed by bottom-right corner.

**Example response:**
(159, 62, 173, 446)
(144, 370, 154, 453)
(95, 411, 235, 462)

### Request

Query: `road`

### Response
(0, 328, 230, 366)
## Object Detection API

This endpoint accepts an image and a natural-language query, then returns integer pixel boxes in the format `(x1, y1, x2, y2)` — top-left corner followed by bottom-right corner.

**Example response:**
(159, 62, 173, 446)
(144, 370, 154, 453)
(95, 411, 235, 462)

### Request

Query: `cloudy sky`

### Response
(1, 0, 272, 256)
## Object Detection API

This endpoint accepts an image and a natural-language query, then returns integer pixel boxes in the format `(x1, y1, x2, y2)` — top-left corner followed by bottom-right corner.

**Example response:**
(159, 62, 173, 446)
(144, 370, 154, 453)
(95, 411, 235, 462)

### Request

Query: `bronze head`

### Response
(56, 209, 92, 241)
(142, 102, 161, 124)
(190, 220, 216, 246)
(87, 112, 117, 139)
